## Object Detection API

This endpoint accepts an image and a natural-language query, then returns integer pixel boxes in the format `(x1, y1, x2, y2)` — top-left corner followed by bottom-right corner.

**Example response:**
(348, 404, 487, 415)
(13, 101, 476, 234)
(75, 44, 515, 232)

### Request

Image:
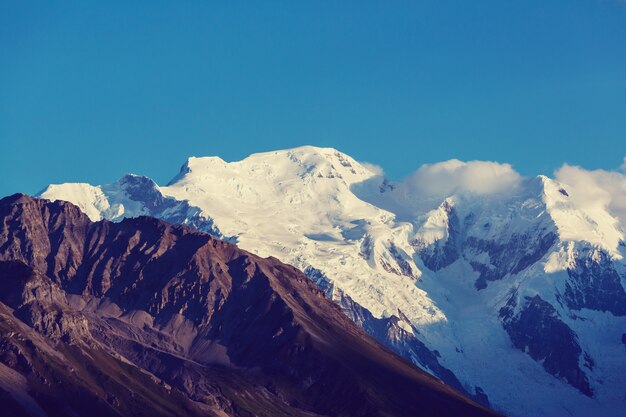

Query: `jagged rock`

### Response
(565, 248, 626, 316)
(501, 294, 593, 397)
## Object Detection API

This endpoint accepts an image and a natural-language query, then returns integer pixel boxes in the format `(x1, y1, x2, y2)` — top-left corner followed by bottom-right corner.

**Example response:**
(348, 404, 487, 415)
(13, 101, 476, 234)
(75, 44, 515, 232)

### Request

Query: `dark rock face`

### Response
(411, 200, 557, 290)
(303, 265, 335, 298)
(565, 249, 626, 316)
(500, 294, 593, 397)
(386, 244, 416, 278)
(469, 231, 557, 290)
(0, 194, 498, 417)
(117, 174, 169, 211)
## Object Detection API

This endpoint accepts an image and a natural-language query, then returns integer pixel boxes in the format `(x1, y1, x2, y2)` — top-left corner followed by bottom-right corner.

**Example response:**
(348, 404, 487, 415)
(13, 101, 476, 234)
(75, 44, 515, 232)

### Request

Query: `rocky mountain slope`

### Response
(39, 146, 626, 417)
(0, 194, 497, 417)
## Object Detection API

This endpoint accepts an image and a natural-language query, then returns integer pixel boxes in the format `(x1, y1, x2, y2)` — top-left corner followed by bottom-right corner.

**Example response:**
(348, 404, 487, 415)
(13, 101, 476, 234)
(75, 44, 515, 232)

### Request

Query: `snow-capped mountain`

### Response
(39, 146, 626, 417)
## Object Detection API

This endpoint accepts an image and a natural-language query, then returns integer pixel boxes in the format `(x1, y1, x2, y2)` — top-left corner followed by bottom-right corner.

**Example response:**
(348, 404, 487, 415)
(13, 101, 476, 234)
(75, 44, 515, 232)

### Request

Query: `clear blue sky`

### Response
(1, 1, 625, 196)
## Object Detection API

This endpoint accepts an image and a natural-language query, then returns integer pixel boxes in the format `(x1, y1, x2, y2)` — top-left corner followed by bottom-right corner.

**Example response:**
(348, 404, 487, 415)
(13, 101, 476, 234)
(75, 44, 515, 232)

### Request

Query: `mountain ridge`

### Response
(0, 194, 497, 417)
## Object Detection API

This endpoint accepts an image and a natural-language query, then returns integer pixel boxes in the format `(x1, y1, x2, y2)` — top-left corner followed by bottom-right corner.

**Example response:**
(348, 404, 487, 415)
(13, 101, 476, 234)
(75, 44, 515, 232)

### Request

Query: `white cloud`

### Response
(368, 159, 524, 219)
(361, 161, 384, 177)
(358, 156, 626, 227)
(401, 159, 522, 199)
(555, 160, 626, 224)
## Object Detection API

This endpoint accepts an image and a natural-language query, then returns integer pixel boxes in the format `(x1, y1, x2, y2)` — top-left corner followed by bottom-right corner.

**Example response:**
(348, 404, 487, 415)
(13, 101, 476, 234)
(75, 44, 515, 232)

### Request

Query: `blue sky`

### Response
(1, 1, 625, 197)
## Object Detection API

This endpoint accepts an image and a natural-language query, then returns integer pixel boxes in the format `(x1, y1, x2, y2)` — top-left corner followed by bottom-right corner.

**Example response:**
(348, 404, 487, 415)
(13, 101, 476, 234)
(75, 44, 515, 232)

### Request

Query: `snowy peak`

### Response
(537, 176, 624, 254)
(410, 174, 623, 292)
(412, 174, 624, 258)
(40, 174, 162, 222)
(112, 173, 167, 212)
(39, 173, 227, 238)
(160, 146, 390, 243)
(414, 199, 457, 246)
(170, 146, 378, 189)
(39, 182, 109, 220)
(116, 173, 160, 193)
(172, 155, 226, 179)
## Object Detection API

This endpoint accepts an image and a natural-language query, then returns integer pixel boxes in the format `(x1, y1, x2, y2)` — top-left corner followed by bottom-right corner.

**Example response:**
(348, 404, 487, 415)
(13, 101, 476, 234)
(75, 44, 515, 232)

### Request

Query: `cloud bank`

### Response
(357, 156, 626, 227)
(555, 158, 626, 224)
(400, 159, 522, 199)
(366, 159, 524, 218)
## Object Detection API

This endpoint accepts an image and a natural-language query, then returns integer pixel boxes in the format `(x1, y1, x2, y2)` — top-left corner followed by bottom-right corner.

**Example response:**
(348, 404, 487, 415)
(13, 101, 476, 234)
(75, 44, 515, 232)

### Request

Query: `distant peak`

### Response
(523, 175, 562, 196)
(166, 146, 374, 186)
(284, 145, 343, 155)
(166, 156, 226, 185)
(279, 146, 356, 164)
(247, 145, 342, 158)
(167, 160, 192, 186)
(186, 155, 226, 165)
(117, 173, 159, 190)
(184, 146, 351, 167)
(440, 197, 456, 212)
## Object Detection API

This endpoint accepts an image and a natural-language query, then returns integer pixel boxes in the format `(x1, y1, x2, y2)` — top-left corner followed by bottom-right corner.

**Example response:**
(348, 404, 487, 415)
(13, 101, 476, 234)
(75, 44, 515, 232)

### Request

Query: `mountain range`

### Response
(29, 146, 626, 416)
(0, 193, 496, 417)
